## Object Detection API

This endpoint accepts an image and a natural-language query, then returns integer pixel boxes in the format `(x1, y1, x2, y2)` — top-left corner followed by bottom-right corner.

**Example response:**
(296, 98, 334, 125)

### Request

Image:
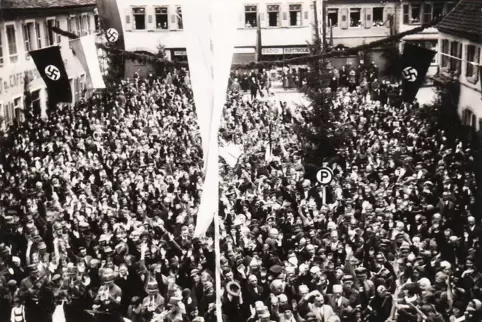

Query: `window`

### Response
(433, 3, 444, 19)
(133, 8, 146, 30)
(422, 4, 432, 24)
(403, 5, 409, 24)
(80, 15, 88, 35)
(94, 12, 100, 32)
(13, 97, 22, 123)
(327, 9, 338, 27)
(76, 16, 82, 36)
(55, 21, 61, 43)
(6, 25, 18, 63)
(450, 40, 462, 73)
(463, 109, 476, 130)
(410, 4, 421, 24)
(74, 77, 80, 102)
(267, 5, 280, 27)
(446, 2, 456, 14)
(373, 7, 384, 26)
(68, 16, 76, 35)
(155, 7, 168, 29)
(466, 44, 480, 79)
(441, 39, 450, 68)
(0, 29, 3, 67)
(80, 74, 86, 97)
(289, 4, 302, 26)
(86, 15, 91, 34)
(35, 23, 42, 49)
(349, 8, 361, 27)
(176, 7, 183, 29)
(46, 19, 55, 46)
(245, 6, 257, 27)
(23, 23, 34, 59)
(31, 90, 40, 114)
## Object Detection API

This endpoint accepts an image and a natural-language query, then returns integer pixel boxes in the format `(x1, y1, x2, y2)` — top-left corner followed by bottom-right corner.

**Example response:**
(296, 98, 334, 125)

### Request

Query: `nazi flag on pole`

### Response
(400, 42, 436, 103)
(29, 46, 72, 103)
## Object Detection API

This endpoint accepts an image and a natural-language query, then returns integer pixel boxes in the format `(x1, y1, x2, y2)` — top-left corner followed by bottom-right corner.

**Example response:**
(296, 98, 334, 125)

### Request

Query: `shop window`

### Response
(155, 7, 168, 29)
(349, 8, 361, 27)
(6, 25, 18, 63)
(465, 44, 480, 81)
(245, 6, 257, 28)
(373, 7, 384, 26)
(289, 4, 302, 26)
(267, 5, 280, 27)
(327, 9, 338, 27)
(133, 8, 146, 30)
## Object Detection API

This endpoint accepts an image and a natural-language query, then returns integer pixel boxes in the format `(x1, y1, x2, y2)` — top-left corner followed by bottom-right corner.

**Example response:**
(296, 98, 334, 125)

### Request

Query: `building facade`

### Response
(397, 0, 458, 78)
(435, 0, 482, 132)
(120, 0, 317, 65)
(0, 0, 97, 128)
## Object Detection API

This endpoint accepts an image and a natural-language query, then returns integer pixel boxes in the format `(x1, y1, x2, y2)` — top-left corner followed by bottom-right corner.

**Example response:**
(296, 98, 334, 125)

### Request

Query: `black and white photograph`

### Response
(0, 0, 481, 322)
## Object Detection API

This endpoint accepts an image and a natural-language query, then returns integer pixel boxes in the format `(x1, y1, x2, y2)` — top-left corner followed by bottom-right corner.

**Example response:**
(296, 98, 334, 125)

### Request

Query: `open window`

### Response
(133, 8, 146, 30)
(267, 5, 280, 27)
(373, 7, 384, 26)
(245, 6, 257, 28)
(155, 7, 168, 29)
(350, 8, 361, 27)
(289, 4, 302, 26)
(327, 9, 338, 27)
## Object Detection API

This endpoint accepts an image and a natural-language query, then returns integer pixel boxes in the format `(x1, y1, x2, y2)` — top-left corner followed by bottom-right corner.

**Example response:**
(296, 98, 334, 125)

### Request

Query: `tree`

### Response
(294, 27, 349, 168)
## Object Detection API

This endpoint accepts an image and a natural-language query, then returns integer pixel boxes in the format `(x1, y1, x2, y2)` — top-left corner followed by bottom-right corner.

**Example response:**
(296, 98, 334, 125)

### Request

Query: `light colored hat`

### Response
(333, 284, 343, 293)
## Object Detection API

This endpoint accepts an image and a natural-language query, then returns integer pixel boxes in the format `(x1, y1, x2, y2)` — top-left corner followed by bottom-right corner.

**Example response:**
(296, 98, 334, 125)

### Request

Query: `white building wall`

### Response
(438, 32, 482, 131)
(0, 10, 95, 128)
(119, 0, 316, 55)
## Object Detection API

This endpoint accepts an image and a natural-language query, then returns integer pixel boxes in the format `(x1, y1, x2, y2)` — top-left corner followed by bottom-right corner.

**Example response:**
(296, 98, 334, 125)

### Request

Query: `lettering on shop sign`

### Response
(174, 51, 187, 56)
(262, 48, 283, 55)
(0, 69, 41, 95)
(283, 47, 310, 55)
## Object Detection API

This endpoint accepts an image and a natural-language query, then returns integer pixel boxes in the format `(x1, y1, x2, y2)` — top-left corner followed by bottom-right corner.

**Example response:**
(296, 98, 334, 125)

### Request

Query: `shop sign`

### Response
(173, 50, 187, 56)
(284, 47, 310, 55)
(0, 69, 42, 95)
(262, 48, 283, 55)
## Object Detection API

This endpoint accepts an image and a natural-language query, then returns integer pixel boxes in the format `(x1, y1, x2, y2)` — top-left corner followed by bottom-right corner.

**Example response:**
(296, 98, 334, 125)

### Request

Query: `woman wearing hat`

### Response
(141, 280, 165, 321)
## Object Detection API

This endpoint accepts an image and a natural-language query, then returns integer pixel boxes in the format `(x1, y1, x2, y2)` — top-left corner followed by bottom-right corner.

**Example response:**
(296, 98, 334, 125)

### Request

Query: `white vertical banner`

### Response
(183, 0, 239, 237)
(70, 35, 106, 90)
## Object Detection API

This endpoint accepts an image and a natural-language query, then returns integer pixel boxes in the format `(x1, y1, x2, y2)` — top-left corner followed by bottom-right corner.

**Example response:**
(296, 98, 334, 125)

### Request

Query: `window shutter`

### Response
(240, 13, 244, 28)
(365, 8, 372, 28)
(283, 12, 287, 20)
(148, 15, 152, 24)
(340, 8, 348, 29)
(304, 11, 308, 20)
(385, 7, 393, 27)
(260, 13, 264, 21)
(124, 8, 131, 31)
(476, 48, 481, 81)
(171, 15, 176, 24)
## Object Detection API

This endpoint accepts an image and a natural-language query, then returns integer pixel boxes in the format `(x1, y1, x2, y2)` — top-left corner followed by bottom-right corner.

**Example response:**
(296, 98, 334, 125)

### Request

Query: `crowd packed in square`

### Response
(0, 61, 479, 322)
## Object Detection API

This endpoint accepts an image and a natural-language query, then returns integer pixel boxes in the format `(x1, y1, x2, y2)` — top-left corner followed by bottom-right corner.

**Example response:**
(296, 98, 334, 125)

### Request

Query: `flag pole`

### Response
(214, 209, 223, 322)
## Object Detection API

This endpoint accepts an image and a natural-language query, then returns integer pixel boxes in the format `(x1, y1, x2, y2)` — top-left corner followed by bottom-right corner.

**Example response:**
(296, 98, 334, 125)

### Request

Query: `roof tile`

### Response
(437, 0, 482, 41)
(2, 0, 96, 9)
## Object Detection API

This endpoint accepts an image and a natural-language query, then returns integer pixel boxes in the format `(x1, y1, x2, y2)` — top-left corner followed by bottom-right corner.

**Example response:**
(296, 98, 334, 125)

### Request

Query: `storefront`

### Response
(170, 49, 188, 62)
(261, 46, 310, 62)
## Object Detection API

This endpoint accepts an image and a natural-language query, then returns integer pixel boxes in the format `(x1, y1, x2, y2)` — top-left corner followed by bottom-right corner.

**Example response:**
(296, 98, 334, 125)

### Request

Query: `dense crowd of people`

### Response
(0, 60, 479, 322)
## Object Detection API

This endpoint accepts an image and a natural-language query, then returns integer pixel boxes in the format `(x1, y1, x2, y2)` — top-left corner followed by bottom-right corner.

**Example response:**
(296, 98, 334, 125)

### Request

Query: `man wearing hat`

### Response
(328, 284, 351, 319)
(19, 264, 53, 322)
(141, 280, 165, 321)
(92, 268, 123, 322)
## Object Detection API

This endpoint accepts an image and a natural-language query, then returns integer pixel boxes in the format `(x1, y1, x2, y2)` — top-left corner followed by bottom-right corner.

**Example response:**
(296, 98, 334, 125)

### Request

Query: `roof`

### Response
(437, 0, 482, 42)
(1, 0, 96, 10)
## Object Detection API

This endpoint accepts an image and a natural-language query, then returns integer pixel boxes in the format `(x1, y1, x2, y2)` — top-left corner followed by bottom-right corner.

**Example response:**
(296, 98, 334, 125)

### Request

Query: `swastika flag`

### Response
(30, 46, 72, 103)
(400, 43, 436, 103)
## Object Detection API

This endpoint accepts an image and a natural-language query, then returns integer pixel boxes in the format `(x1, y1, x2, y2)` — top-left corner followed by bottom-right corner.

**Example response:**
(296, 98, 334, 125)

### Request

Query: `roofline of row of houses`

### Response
(0, 5, 96, 21)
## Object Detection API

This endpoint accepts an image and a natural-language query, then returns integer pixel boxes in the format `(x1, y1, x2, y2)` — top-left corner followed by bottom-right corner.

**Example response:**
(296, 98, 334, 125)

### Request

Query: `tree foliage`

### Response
(295, 34, 349, 167)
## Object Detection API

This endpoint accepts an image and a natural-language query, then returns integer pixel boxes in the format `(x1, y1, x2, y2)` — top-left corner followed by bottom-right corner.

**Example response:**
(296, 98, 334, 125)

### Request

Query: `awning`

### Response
(232, 53, 255, 65)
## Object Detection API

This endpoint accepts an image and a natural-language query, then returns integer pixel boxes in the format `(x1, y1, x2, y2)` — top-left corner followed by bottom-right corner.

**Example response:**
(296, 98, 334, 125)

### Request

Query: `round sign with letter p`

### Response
(316, 167, 334, 185)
